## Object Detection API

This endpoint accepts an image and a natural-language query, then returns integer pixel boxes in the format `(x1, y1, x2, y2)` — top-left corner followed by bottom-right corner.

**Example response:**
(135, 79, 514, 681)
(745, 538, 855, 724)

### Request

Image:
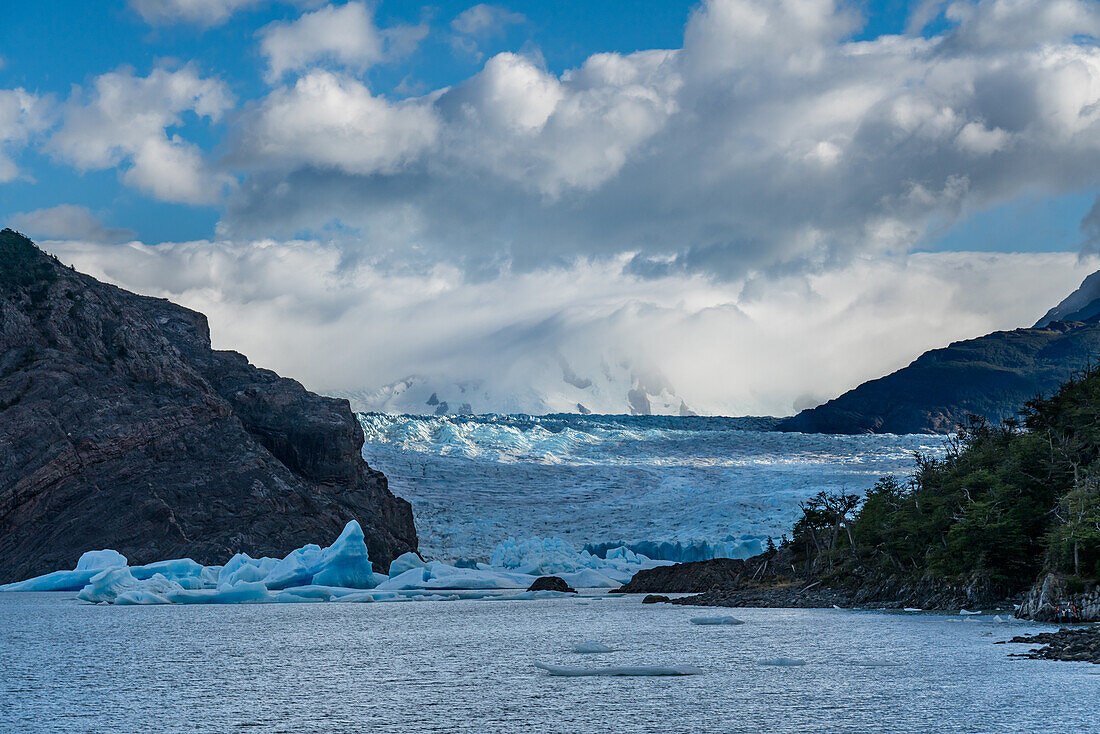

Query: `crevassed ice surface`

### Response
(2, 593, 1096, 733)
(359, 414, 945, 561)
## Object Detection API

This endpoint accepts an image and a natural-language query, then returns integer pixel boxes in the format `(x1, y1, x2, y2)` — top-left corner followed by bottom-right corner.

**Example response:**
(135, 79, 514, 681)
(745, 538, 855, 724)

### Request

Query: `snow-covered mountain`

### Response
(339, 355, 699, 416)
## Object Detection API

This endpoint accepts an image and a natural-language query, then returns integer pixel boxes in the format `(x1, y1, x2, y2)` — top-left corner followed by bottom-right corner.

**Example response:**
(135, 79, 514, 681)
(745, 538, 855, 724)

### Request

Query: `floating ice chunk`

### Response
(377, 563, 534, 591)
(75, 550, 128, 571)
(534, 662, 701, 676)
(273, 591, 327, 603)
(166, 580, 271, 604)
(310, 521, 377, 589)
(77, 568, 183, 604)
(758, 658, 807, 667)
(388, 552, 428, 577)
(491, 537, 591, 575)
(903, 607, 922, 612)
(832, 604, 844, 610)
(263, 544, 324, 590)
(271, 585, 363, 601)
(78, 568, 137, 603)
(557, 568, 620, 589)
(0, 549, 130, 592)
(114, 589, 172, 605)
(994, 615, 1006, 623)
(132, 558, 204, 582)
(690, 616, 744, 625)
(959, 609, 982, 615)
(201, 566, 221, 588)
(572, 641, 617, 653)
(218, 554, 277, 587)
(0, 569, 101, 592)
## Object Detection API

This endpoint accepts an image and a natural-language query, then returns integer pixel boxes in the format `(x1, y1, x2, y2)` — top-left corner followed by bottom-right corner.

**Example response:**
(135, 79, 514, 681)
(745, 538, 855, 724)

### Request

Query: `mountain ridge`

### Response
(778, 269, 1100, 434)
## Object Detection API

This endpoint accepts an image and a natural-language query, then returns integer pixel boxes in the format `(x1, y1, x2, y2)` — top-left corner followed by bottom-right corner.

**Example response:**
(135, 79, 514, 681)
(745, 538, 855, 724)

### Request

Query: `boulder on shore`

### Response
(614, 558, 747, 594)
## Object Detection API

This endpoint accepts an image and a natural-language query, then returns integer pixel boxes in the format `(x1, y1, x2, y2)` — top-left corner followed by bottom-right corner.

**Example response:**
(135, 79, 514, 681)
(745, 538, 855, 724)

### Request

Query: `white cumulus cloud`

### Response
(130, 0, 268, 26)
(219, 0, 1100, 280)
(258, 2, 427, 82)
(49, 65, 235, 205)
(0, 88, 51, 183)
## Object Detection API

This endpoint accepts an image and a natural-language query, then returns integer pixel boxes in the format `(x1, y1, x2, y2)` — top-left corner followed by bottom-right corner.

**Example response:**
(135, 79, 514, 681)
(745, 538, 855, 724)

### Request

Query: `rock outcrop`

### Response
(526, 576, 577, 593)
(1016, 573, 1100, 622)
(614, 558, 747, 594)
(0, 229, 417, 582)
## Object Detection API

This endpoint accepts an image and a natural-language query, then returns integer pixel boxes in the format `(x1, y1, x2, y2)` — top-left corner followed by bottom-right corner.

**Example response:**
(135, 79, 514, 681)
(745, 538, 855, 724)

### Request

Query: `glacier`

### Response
(357, 412, 945, 562)
(0, 522, 671, 605)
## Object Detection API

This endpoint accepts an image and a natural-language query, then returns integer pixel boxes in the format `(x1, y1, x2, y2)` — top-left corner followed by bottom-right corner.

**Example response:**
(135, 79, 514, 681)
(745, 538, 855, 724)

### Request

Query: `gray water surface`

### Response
(1, 592, 1095, 733)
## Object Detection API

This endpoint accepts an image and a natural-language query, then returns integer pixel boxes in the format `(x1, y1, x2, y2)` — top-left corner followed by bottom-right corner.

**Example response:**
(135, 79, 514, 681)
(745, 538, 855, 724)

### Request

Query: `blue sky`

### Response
(3, 0, 1100, 414)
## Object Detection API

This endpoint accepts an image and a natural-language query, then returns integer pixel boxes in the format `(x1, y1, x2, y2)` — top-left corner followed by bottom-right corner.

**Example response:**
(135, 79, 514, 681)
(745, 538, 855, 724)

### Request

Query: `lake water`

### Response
(2, 592, 1096, 733)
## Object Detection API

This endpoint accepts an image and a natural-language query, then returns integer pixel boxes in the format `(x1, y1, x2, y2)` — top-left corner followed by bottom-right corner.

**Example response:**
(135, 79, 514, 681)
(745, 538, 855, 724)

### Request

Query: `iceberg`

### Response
(534, 662, 701, 676)
(309, 520, 377, 588)
(388, 552, 428, 577)
(572, 641, 617, 653)
(77, 568, 183, 605)
(690, 616, 744, 625)
(0, 549, 130, 592)
(167, 581, 271, 605)
(75, 549, 128, 571)
(5, 522, 674, 606)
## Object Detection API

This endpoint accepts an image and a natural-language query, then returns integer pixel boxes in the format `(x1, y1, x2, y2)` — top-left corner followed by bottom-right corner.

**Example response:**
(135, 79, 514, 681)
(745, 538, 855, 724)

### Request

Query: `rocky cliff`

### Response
(1016, 573, 1100, 622)
(0, 229, 417, 582)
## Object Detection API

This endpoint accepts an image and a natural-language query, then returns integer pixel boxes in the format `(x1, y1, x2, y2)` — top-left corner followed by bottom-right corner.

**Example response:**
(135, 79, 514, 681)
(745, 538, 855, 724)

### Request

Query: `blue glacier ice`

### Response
(2, 523, 668, 605)
(388, 551, 428, 577)
(357, 413, 945, 563)
(309, 520, 378, 588)
(0, 549, 129, 592)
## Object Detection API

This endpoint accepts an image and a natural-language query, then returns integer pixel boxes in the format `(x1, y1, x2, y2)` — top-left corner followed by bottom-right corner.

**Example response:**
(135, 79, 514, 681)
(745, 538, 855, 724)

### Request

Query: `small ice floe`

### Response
(572, 641, 617, 653)
(758, 657, 807, 667)
(832, 604, 845, 610)
(690, 616, 745, 625)
(903, 607, 922, 612)
(993, 615, 1006, 623)
(534, 662, 700, 677)
(959, 609, 982, 615)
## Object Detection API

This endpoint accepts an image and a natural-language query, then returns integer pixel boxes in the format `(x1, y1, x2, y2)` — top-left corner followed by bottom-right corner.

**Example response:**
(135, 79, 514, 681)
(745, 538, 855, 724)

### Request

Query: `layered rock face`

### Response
(0, 229, 417, 582)
(1017, 574, 1100, 622)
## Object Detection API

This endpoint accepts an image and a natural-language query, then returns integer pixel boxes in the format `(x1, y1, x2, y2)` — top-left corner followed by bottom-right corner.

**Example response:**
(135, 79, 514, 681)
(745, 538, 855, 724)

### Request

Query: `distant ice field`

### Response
(359, 414, 945, 562)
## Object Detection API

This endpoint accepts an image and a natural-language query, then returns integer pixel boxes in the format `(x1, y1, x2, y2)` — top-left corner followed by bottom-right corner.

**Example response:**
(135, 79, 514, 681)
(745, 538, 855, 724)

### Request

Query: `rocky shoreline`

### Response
(999, 627, 1100, 663)
(616, 552, 1100, 662)
(616, 550, 1011, 612)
